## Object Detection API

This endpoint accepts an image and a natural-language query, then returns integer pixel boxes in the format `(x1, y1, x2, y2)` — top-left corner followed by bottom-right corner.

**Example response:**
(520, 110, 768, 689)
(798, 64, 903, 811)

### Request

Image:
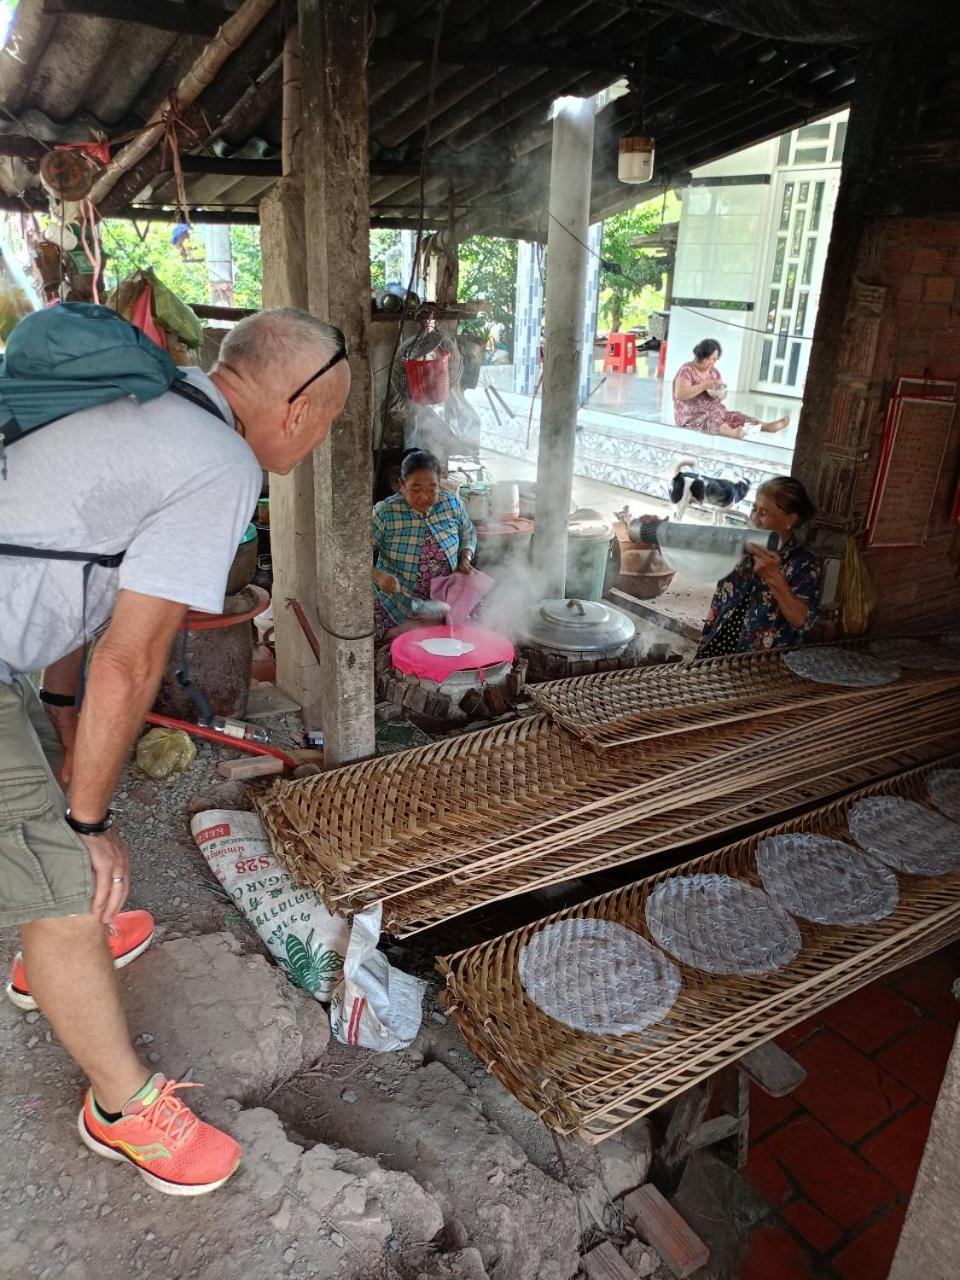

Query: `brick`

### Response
(581, 1241, 639, 1280)
(833, 1206, 908, 1280)
(860, 1101, 935, 1196)
(739, 1226, 819, 1280)
(912, 248, 945, 274)
(915, 303, 953, 330)
(888, 949, 960, 1024)
(765, 1116, 897, 1229)
(876, 1020, 957, 1103)
(924, 274, 956, 303)
(781, 1197, 844, 1253)
(216, 755, 285, 780)
(893, 274, 924, 302)
(792, 1030, 914, 1143)
(622, 1185, 709, 1279)
(824, 981, 920, 1054)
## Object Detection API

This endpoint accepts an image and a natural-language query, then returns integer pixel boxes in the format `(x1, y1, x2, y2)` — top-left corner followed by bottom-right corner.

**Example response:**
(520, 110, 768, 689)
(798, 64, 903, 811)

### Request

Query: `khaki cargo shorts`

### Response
(0, 676, 94, 928)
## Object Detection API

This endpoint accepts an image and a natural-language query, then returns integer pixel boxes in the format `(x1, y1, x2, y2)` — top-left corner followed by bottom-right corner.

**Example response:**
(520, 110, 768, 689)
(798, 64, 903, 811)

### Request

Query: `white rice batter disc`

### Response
(927, 768, 960, 822)
(419, 637, 476, 656)
(785, 647, 900, 688)
(518, 918, 681, 1036)
(848, 796, 960, 877)
(756, 833, 899, 925)
(644, 873, 802, 976)
(869, 638, 960, 672)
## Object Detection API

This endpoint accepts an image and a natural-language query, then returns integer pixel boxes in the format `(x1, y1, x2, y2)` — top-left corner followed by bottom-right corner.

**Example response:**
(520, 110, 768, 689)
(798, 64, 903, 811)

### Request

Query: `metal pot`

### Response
(517, 597, 638, 680)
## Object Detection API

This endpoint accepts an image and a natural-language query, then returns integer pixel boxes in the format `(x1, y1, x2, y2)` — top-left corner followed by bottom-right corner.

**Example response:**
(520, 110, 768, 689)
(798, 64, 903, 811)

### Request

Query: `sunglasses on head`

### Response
(287, 344, 349, 404)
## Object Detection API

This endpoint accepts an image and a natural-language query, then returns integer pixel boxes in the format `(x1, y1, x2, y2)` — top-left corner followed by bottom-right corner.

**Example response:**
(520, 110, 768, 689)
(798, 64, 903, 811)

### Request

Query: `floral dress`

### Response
(697, 539, 823, 658)
(673, 362, 753, 435)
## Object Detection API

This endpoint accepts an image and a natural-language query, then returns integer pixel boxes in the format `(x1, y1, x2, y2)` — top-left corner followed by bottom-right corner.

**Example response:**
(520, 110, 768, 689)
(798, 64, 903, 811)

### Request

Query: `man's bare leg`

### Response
(20, 914, 148, 1113)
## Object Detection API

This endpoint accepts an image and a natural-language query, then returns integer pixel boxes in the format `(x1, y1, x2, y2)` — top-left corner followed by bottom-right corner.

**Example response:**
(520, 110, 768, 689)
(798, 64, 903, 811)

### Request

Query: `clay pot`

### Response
(612, 520, 675, 599)
(226, 525, 259, 597)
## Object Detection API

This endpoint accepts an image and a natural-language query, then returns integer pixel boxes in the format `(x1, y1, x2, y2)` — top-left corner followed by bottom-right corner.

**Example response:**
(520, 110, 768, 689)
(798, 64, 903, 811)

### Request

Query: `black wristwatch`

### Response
(39, 689, 76, 708)
(65, 809, 114, 836)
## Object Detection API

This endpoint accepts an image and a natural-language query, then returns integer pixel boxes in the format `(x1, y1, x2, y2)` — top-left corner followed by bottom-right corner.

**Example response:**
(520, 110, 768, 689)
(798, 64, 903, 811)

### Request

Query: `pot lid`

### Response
(568, 516, 613, 542)
(519, 598, 636, 652)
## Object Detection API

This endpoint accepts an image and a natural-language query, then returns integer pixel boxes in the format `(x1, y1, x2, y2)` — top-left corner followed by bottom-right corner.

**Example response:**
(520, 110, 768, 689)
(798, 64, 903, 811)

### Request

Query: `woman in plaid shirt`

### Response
(372, 450, 478, 642)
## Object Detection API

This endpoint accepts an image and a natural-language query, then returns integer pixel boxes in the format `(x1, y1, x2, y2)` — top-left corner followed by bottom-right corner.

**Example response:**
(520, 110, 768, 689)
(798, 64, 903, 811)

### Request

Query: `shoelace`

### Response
(134, 1080, 203, 1145)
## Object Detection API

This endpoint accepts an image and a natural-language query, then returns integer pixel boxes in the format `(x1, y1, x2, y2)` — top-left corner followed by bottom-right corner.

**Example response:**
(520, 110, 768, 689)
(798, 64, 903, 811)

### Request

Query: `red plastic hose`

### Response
(144, 712, 299, 770)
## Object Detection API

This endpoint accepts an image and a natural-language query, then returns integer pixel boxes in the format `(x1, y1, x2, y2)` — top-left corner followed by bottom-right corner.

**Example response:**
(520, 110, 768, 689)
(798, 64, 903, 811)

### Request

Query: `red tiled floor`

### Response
(749, 1081, 801, 1141)
(859, 1101, 935, 1196)
(876, 1020, 957, 1104)
(781, 1197, 844, 1253)
(777, 1016, 825, 1050)
(739, 1225, 821, 1280)
(765, 1115, 898, 1230)
(886, 950, 960, 1025)
(824, 982, 920, 1055)
(791, 1030, 914, 1143)
(744, 1142, 793, 1210)
(833, 1206, 908, 1280)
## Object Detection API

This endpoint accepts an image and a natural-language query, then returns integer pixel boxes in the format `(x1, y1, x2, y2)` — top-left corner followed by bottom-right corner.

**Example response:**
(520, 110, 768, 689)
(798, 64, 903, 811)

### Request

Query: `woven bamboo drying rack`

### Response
(438, 758, 960, 1143)
(256, 674, 960, 936)
(528, 649, 938, 750)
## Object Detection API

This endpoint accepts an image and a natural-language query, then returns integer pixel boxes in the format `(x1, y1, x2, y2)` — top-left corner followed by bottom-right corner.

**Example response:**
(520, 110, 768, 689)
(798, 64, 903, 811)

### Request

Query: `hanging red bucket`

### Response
(403, 348, 451, 404)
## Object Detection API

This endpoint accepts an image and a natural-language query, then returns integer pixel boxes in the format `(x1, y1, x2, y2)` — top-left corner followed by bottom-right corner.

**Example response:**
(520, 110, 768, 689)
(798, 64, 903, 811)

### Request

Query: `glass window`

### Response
(772, 363, 784, 383)
(766, 289, 778, 331)
(798, 181, 810, 203)
(779, 184, 794, 231)
(777, 133, 791, 166)
(810, 182, 825, 231)
(797, 123, 831, 141)
(783, 265, 797, 310)
(787, 342, 802, 385)
(801, 237, 816, 285)
(772, 237, 786, 284)
(791, 209, 806, 257)
(759, 339, 772, 382)
(776, 316, 789, 360)
(793, 146, 829, 164)
(794, 291, 809, 334)
(832, 121, 847, 163)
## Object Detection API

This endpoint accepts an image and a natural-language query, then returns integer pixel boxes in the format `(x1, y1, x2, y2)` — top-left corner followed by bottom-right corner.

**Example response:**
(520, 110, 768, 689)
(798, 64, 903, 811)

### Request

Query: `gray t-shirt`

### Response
(0, 369, 261, 682)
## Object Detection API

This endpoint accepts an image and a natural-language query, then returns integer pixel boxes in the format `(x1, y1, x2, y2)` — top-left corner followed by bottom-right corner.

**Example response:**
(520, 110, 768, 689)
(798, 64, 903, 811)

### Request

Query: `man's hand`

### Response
(44, 703, 79, 789)
(82, 827, 132, 925)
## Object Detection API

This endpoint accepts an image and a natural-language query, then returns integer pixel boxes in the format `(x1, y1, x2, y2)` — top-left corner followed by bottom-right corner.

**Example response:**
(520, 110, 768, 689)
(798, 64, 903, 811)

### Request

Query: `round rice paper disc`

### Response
(644, 874, 802, 976)
(848, 796, 960, 877)
(518, 918, 681, 1036)
(869, 638, 960, 673)
(785, 647, 900, 688)
(756, 833, 898, 925)
(927, 768, 960, 823)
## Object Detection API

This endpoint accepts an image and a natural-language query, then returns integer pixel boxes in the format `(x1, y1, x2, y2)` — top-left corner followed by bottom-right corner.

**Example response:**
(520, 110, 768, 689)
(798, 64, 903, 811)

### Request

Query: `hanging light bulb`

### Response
(618, 134, 655, 184)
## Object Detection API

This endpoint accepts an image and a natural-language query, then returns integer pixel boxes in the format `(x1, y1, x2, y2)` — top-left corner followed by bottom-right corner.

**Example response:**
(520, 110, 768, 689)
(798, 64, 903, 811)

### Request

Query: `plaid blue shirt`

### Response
(372, 491, 477, 625)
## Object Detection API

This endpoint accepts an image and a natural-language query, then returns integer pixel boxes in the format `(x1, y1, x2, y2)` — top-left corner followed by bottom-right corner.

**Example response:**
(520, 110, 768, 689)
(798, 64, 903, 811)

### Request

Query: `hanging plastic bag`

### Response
(839, 536, 878, 637)
(191, 809, 349, 1001)
(129, 282, 167, 349)
(329, 903, 426, 1051)
(135, 726, 196, 779)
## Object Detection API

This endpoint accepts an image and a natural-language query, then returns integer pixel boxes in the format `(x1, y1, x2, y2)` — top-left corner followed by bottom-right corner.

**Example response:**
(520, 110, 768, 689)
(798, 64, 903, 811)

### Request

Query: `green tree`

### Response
(599, 196, 679, 332)
(369, 228, 401, 290)
(99, 219, 265, 307)
(230, 225, 263, 308)
(457, 235, 518, 351)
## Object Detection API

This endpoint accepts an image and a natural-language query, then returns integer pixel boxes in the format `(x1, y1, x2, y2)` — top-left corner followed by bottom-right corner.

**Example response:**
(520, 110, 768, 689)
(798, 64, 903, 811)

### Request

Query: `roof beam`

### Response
(370, 37, 633, 76)
(41, 0, 236, 37)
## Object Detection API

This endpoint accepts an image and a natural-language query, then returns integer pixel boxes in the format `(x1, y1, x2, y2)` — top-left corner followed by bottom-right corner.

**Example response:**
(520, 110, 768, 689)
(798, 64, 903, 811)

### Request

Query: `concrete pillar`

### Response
(889, 1024, 960, 1280)
(512, 239, 544, 396)
(299, 0, 376, 763)
(578, 221, 603, 405)
(531, 96, 595, 597)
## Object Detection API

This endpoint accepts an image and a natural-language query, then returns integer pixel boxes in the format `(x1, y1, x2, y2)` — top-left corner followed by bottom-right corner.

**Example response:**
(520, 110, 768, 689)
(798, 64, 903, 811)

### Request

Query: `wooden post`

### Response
(531, 95, 595, 598)
(298, 0, 376, 763)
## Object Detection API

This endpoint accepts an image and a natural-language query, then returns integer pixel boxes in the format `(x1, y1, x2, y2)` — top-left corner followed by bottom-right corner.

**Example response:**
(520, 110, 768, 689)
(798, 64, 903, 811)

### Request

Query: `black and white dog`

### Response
(669, 460, 750, 523)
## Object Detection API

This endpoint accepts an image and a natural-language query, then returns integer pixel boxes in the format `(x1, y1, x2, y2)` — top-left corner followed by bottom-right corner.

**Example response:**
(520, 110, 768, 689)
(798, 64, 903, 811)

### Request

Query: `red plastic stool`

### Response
(603, 331, 637, 373)
(656, 338, 669, 379)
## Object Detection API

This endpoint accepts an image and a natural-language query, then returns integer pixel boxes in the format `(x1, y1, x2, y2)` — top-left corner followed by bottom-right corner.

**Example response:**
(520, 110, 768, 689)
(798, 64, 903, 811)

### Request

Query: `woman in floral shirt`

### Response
(698, 477, 822, 658)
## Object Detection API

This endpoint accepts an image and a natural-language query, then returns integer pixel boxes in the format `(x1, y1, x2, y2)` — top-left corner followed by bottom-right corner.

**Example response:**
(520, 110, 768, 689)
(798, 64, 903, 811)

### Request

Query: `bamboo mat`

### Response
(438, 759, 960, 1143)
(527, 649, 933, 750)
(256, 676, 960, 935)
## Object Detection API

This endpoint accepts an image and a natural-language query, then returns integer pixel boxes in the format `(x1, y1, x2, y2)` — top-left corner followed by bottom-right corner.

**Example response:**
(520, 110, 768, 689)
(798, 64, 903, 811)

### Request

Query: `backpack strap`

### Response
(167, 378, 229, 424)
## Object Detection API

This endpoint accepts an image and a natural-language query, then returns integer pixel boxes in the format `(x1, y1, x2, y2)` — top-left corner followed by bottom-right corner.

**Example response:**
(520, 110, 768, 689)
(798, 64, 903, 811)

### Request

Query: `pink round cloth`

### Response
(391, 625, 515, 682)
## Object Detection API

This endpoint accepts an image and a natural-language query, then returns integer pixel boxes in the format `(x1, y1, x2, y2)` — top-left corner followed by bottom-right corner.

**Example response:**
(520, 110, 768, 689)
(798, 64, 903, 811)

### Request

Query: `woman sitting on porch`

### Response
(674, 339, 789, 438)
(697, 476, 822, 658)
(372, 449, 477, 643)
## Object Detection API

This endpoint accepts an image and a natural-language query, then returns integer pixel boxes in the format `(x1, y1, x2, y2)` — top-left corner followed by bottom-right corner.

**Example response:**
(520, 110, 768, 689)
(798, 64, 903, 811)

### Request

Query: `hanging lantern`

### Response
(618, 134, 655, 184)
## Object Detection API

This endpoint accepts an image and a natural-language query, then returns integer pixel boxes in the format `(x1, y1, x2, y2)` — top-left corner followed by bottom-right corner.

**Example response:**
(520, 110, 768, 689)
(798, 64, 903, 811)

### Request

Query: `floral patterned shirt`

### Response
(372, 491, 477, 626)
(697, 538, 823, 657)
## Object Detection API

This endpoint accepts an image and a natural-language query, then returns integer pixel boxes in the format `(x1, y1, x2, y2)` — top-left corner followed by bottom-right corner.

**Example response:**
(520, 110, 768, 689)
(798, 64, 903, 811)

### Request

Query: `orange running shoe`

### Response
(78, 1075, 242, 1196)
(6, 909, 156, 1012)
